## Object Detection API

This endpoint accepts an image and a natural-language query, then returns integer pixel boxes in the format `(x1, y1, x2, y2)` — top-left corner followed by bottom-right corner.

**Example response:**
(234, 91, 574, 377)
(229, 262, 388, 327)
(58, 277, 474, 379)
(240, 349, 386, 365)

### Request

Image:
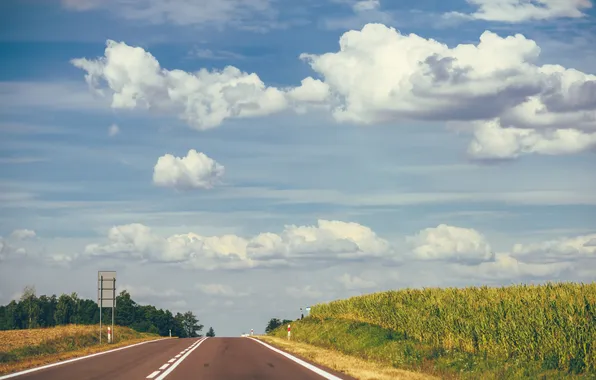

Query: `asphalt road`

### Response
(4, 337, 354, 380)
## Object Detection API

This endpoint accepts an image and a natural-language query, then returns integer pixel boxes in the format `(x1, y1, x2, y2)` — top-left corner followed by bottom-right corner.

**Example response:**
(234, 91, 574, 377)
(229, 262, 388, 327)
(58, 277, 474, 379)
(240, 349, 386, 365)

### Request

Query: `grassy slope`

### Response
(271, 282, 596, 379)
(258, 335, 436, 380)
(0, 324, 164, 375)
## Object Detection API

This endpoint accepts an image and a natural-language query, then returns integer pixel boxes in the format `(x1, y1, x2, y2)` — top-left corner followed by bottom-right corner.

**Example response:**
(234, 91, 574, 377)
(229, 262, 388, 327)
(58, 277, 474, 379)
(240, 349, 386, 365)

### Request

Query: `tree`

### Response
(265, 318, 282, 334)
(206, 327, 215, 337)
(180, 311, 203, 338)
(20, 286, 40, 329)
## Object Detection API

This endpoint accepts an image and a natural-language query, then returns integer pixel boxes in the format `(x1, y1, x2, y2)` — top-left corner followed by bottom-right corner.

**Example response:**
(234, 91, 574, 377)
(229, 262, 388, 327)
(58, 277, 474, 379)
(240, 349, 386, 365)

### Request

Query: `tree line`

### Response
(265, 318, 293, 334)
(0, 286, 214, 338)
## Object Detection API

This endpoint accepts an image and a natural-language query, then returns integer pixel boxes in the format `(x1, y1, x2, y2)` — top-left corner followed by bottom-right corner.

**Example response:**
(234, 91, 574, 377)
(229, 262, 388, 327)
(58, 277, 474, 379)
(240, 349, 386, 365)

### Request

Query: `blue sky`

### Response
(1, 0, 595, 336)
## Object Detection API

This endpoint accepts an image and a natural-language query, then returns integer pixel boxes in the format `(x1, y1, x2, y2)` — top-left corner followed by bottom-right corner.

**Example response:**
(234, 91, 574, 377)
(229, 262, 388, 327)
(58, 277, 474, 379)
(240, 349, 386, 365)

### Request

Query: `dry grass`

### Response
(0, 324, 166, 376)
(257, 335, 437, 380)
(1, 325, 100, 351)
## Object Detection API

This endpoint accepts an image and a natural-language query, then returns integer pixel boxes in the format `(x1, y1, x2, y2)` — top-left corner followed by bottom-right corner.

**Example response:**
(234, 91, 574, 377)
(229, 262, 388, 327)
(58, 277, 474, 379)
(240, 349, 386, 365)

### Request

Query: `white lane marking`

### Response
(155, 338, 208, 380)
(0, 338, 170, 380)
(147, 371, 161, 379)
(249, 338, 345, 380)
(168, 359, 176, 363)
(175, 355, 181, 358)
(159, 364, 170, 370)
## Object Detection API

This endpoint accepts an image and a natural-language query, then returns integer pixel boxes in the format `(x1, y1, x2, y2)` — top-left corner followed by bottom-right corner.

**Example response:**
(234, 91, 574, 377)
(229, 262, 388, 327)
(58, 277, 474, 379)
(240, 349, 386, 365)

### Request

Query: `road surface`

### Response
(3, 337, 355, 380)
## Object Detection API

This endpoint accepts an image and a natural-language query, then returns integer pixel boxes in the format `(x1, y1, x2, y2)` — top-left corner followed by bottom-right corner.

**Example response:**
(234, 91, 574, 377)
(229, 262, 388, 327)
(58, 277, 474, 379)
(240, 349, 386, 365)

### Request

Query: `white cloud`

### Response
(72, 25, 596, 160)
(511, 233, 596, 263)
(352, 0, 380, 13)
(452, 252, 573, 280)
(466, 119, 596, 160)
(108, 124, 120, 137)
(407, 224, 494, 265)
(196, 283, 248, 297)
(10, 229, 36, 241)
(153, 149, 225, 190)
(336, 273, 376, 290)
(61, 0, 276, 29)
(445, 0, 592, 23)
(322, 0, 394, 30)
(82, 219, 394, 270)
(72, 41, 294, 130)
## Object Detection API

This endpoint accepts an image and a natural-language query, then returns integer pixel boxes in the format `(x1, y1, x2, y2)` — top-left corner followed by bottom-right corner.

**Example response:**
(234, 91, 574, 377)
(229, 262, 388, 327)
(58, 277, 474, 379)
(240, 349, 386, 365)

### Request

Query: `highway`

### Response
(2, 337, 354, 380)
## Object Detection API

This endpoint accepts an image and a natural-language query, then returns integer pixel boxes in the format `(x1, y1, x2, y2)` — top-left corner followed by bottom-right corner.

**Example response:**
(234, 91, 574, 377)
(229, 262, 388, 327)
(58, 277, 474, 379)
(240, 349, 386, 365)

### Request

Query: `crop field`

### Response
(0, 324, 161, 375)
(274, 282, 596, 378)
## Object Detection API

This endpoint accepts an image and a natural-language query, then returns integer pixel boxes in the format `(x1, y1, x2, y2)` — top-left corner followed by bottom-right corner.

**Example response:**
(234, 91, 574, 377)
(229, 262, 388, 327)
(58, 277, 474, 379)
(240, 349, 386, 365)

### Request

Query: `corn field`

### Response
(310, 282, 596, 373)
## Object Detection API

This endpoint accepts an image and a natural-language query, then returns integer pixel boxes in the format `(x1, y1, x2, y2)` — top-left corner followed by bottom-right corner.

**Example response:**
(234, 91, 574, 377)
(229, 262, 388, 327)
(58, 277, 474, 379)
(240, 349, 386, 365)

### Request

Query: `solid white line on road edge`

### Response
(249, 338, 345, 380)
(0, 338, 171, 380)
(155, 338, 208, 380)
(147, 371, 161, 379)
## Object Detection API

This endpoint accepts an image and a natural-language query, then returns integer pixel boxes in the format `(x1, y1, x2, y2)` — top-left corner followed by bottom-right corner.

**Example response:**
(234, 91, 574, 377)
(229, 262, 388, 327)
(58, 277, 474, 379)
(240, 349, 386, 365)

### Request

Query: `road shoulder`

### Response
(255, 335, 437, 380)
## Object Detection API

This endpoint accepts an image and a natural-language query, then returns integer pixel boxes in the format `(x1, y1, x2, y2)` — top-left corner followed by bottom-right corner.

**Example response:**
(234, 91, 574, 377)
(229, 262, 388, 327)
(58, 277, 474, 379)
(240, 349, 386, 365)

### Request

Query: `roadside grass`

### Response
(0, 324, 164, 375)
(257, 335, 436, 380)
(268, 282, 596, 379)
(309, 282, 596, 377)
(268, 317, 595, 379)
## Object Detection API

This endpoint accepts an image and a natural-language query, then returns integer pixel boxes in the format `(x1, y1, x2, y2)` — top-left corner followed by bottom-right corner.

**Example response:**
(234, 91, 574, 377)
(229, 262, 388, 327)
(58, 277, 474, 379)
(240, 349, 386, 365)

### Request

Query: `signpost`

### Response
(97, 271, 116, 344)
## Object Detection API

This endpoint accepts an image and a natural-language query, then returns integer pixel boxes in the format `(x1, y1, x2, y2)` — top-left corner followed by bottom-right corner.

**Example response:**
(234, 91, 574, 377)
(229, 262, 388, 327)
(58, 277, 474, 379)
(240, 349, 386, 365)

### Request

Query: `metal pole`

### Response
(99, 275, 103, 344)
(112, 278, 115, 343)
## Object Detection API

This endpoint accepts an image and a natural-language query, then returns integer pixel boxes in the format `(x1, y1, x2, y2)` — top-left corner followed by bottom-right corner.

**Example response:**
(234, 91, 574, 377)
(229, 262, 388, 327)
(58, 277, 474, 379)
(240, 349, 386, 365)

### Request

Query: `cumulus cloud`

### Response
(10, 229, 36, 240)
(71, 41, 325, 130)
(407, 224, 494, 265)
(73, 24, 596, 160)
(153, 149, 225, 190)
(82, 220, 393, 270)
(445, 0, 592, 23)
(108, 124, 120, 137)
(336, 273, 376, 290)
(467, 119, 596, 160)
(511, 233, 596, 263)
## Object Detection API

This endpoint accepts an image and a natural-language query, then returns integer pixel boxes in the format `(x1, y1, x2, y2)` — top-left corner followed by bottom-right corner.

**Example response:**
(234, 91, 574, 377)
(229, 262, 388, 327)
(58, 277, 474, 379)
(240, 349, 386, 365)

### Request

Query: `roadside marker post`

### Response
(287, 324, 291, 340)
(250, 329, 254, 336)
(107, 326, 112, 343)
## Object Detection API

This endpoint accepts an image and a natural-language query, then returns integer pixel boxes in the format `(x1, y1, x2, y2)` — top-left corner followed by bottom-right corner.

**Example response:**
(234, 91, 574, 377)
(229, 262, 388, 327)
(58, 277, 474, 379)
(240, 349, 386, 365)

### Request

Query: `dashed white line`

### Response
(0, 339, 169, 380)
(175, 354, 181, 358)
(159, 364, 169, 370)
(146, 371, 160, 379)
(155, 338, 208, 380)
(167, 359, 176, 363)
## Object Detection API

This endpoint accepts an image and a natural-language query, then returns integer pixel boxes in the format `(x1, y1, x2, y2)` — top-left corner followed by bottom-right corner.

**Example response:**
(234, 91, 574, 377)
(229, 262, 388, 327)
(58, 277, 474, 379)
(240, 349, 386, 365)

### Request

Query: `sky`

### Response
(0, 0, 595, 337)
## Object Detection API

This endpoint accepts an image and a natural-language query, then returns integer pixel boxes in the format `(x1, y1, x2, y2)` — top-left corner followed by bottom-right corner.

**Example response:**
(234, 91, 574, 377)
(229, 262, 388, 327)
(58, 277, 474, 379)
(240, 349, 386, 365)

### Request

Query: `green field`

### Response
(271, 282, 596, 379)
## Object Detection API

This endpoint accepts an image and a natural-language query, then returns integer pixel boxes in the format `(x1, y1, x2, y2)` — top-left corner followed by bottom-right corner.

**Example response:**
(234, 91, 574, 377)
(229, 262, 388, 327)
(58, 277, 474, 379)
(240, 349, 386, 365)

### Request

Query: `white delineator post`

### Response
(107, 326, 112, 343)
(287, 324, 291, 340)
